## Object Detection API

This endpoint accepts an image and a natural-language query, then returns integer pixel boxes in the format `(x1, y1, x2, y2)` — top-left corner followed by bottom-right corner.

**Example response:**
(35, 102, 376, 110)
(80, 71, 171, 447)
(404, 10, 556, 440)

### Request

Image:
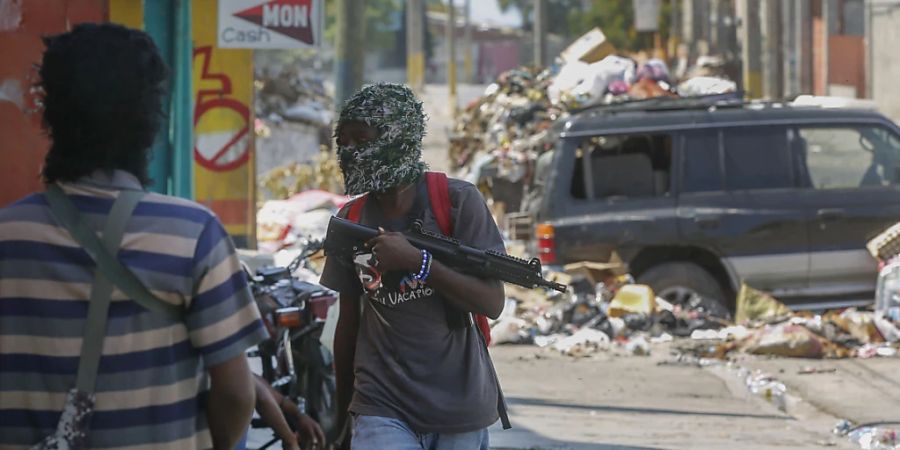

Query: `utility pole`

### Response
(760, 0, 778, 99)
(407, 0, 426, 93)
(738, 0, 762, 98)
(335, 0, 366, 107)
(463, 0, 473, 83)
(406, 0, 426, 92)
(447, 0, 458, 116)
(533, 0, 547, 67)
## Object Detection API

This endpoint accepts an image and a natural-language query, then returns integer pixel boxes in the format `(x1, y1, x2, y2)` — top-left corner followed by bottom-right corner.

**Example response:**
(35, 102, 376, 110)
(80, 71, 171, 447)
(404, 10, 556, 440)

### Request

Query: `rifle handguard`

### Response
(324, 216, 567, 293)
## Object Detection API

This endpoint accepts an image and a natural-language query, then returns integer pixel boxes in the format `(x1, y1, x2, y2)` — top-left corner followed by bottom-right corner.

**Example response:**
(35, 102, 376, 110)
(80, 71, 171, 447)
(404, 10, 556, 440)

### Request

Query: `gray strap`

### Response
(74, 190, 144, 392)
(44, 185, 182, 320)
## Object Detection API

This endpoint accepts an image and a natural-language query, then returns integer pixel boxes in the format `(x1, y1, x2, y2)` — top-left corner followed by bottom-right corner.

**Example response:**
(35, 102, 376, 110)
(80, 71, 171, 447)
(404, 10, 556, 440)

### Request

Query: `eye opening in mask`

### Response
(336, 120, 381, 147)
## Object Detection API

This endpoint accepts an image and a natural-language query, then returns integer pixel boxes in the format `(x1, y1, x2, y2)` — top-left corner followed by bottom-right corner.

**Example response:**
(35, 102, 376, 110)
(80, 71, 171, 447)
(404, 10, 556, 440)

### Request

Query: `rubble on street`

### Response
(489, 261, 900, 364)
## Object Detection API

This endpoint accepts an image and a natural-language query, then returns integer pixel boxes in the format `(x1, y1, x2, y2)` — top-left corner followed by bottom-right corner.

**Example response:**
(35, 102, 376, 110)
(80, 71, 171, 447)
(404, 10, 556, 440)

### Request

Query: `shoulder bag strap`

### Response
(44, 185, 183, 321)
(425, 172, 453, 236)
(346, 195, 368, 223)
(71, 189, 143, 392)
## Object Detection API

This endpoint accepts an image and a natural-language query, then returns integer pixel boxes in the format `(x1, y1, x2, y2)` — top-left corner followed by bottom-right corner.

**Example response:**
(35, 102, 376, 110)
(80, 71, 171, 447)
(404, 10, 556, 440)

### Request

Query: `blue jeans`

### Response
(233, 432, 248, 450)
(351, 415, 489, 450)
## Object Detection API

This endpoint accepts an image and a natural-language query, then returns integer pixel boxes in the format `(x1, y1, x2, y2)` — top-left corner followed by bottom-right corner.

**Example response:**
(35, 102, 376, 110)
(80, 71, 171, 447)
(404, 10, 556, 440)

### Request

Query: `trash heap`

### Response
(450, 27, 738, 218)
(491, 261, 900, 361)
(489, 260, 729, 358)
(256, 187, 348, 254)
(255, 66, 338, 203)
(256, 67, 333, 129)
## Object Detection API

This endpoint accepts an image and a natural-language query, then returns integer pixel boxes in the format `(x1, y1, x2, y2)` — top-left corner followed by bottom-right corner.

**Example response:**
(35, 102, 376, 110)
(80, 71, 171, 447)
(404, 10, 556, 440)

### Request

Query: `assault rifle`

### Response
(324, 216, 567, 293)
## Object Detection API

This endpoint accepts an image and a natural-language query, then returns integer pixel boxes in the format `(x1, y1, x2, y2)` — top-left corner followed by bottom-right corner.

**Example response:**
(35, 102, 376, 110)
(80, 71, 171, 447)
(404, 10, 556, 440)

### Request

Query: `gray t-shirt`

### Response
(320, 177, 504, 434)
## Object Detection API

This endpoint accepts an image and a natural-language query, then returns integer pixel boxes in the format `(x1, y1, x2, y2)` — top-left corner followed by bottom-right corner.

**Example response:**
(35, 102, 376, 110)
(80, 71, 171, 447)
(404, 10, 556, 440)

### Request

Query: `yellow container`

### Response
(608, 284, 656, 318)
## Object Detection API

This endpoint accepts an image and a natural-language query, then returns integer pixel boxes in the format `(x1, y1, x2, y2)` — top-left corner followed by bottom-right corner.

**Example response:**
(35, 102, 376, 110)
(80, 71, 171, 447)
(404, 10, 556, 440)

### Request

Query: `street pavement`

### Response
(487, 345, 863, 450)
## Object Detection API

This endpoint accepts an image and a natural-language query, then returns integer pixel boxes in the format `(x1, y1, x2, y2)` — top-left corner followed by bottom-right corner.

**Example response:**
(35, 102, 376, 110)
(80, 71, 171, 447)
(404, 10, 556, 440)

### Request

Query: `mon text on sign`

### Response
(218, 0, 323, 49)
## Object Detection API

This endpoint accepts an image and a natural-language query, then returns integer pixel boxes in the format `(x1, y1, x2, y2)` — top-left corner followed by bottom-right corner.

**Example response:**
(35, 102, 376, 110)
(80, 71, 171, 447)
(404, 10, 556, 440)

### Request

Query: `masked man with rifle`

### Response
(320, 83, 510, 450)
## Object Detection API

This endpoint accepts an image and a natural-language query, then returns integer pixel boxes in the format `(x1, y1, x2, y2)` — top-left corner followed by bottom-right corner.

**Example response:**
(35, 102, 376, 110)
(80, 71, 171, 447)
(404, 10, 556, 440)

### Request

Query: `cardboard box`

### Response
(560, 27, 617, 64)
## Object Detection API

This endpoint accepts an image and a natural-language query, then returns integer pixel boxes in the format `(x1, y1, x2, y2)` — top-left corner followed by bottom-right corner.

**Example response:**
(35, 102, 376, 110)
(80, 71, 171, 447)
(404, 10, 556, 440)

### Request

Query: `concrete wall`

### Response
(871, 2, 900, 123)
(0, 0, 107, 207)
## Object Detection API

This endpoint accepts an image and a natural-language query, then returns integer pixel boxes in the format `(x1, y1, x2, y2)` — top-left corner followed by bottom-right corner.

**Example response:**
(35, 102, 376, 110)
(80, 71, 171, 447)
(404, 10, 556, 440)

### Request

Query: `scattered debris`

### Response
(742, 323, 826, 359)
(735, 284, 794, 325)
(608, 285, 656, 318)
(834, 420, 900, 450)
(741, 368, 788, 412)
(798, 367, 838, 375)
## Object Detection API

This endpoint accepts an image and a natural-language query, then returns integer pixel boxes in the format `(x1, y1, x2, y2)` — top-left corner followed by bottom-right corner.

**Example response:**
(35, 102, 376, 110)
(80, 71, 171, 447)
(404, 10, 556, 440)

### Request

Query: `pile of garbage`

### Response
(489, 260, 728, 358)
(256, 66, 333, 129)
(450, 27, 738, 219)
(255, 65, 339, 203)
(256, 188, 347, 254)
(490, 260, 900, 361)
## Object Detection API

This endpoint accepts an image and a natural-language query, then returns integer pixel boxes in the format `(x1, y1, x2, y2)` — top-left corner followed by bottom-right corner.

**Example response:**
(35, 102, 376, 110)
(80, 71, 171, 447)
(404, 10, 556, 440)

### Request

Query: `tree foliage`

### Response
(325, 0, 405, 51)
(497, 0, 672, 52)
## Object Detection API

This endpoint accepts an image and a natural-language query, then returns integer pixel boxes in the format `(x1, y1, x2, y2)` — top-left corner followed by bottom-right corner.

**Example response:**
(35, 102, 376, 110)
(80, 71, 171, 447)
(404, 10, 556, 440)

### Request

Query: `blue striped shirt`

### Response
(0, 170, 267, 449)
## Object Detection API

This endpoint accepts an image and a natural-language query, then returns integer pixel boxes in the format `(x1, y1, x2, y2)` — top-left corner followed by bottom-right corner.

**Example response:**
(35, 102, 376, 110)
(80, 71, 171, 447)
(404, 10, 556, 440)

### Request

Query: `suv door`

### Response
(552, 133, 679, 265)
(677, 126, 810, 295)
(792, 123, 900, 300)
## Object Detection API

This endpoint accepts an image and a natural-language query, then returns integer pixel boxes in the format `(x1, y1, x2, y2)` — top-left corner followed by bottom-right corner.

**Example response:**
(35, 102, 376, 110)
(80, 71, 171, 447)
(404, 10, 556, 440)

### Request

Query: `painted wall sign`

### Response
(218, 0, 323, 49)
(195, 0, 256, 248)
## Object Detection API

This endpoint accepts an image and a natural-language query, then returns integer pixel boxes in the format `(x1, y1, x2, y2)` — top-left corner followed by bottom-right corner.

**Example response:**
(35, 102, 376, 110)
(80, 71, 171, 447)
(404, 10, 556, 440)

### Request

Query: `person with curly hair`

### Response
(0, 23, 267, 450)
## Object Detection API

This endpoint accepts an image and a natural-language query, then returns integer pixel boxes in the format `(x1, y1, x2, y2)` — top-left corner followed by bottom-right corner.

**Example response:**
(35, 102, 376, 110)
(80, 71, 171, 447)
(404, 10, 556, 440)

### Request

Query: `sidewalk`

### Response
(736, 355, 900, 426)
(488, 345, 854, 450)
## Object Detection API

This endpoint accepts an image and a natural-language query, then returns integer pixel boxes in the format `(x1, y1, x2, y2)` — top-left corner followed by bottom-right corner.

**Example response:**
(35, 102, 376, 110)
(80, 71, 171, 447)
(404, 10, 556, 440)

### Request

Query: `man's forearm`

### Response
(334, 315, 358, 429)
(426, 258, 505, 319)
(253, 376, 298, 447)
(207, 385, 255, 449)
(207, 356, 256, 450)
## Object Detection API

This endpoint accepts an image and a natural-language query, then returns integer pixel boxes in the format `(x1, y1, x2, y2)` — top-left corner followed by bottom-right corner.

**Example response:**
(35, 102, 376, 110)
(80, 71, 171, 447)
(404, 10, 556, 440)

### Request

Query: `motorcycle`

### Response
(244, 239, 339, 448)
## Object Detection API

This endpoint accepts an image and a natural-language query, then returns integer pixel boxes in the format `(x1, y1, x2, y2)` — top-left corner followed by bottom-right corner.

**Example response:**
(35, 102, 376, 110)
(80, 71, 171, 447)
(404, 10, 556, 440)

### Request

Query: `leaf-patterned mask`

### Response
(335, 83, 428, 196)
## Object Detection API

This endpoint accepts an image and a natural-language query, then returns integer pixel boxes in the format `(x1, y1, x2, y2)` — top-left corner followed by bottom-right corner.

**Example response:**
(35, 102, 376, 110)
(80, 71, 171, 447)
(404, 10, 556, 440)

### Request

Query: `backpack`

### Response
(345, 171, 494, 346)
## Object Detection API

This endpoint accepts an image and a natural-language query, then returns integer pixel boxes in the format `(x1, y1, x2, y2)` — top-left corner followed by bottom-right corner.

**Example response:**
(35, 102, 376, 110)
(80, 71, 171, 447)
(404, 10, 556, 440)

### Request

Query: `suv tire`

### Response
(637, 262, 731, 318)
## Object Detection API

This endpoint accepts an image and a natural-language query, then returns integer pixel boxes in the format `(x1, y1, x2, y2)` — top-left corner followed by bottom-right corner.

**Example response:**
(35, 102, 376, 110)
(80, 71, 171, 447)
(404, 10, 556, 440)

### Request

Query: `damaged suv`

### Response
(525, 97, 900, 315)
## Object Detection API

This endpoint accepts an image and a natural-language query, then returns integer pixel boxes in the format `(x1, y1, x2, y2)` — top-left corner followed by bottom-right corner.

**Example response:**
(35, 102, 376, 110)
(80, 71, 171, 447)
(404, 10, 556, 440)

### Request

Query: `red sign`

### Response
(232, 0, 314, 45)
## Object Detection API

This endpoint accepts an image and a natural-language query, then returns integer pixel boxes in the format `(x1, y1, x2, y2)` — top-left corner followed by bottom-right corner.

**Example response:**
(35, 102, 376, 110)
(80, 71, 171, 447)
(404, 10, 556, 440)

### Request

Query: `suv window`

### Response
(682, 131, 723, 193)
(570, 133, 673, 200)
(722, 127, 793, 190)
(797, 126, 900, 189)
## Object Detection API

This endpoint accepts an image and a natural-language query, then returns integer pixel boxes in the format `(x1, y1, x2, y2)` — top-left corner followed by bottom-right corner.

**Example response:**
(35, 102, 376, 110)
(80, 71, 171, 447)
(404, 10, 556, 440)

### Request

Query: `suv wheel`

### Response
(636, 262, 731, 318)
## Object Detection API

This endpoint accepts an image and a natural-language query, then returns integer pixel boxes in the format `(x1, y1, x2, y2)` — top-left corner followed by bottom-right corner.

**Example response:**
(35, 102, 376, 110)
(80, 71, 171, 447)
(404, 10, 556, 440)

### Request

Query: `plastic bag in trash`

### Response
(677, 76, 737, 97)
(569, 56, 637, 106)
(636, 59, 671, 83)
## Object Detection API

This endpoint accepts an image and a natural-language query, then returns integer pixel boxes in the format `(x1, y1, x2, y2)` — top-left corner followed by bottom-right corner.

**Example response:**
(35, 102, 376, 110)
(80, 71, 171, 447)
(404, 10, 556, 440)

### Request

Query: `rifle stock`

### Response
(324, 216, 567, 293)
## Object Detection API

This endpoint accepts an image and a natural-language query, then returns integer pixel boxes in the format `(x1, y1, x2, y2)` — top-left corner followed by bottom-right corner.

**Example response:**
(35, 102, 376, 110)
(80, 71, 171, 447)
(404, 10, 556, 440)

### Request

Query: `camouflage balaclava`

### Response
(335, 83, 428, 196)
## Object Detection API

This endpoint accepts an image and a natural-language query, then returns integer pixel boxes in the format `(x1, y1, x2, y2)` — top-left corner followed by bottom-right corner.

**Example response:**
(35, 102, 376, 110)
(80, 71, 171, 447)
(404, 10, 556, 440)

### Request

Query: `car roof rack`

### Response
(570, 91, 748, 116)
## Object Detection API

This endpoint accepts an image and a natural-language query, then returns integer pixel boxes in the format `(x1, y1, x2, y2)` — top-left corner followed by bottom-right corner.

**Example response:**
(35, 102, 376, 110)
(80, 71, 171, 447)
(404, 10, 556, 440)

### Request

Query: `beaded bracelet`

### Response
(414, 249, 432, 282)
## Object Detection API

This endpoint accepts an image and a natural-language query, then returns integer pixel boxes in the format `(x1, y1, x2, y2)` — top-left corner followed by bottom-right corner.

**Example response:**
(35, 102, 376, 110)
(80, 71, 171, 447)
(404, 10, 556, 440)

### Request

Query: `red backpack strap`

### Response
(346, 194, 368, 223)
(425, 171, 493, 347)
(425, 172, 453, 236)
